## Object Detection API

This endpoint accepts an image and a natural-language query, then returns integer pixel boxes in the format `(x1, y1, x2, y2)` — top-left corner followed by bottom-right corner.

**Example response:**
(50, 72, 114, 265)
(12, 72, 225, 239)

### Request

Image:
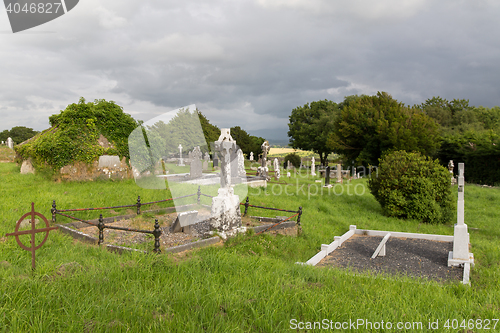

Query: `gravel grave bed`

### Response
(77, 208, 279, 251)
(318, 234, 464, 282)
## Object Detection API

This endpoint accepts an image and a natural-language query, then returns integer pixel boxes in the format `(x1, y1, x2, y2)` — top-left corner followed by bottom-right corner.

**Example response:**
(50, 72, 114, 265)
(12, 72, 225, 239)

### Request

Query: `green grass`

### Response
(1, 161, 499, 332)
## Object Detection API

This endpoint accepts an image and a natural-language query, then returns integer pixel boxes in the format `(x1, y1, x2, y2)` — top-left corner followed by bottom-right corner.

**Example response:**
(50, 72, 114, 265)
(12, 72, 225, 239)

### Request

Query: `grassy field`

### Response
(1, 158, 499, 332)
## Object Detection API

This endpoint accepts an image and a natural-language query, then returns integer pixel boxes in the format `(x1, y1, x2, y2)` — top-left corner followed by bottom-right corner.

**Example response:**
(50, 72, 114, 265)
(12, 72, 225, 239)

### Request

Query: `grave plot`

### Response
(317, 234, 463, 282)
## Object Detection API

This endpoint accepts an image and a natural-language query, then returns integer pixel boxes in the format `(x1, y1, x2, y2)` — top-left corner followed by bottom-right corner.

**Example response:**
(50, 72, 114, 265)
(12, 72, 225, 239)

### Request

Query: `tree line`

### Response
(288, 92, 500, 184)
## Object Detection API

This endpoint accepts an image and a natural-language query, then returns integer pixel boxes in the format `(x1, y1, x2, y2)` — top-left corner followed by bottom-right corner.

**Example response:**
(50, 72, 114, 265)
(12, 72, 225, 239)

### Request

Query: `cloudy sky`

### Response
(1, 0, 500, 142)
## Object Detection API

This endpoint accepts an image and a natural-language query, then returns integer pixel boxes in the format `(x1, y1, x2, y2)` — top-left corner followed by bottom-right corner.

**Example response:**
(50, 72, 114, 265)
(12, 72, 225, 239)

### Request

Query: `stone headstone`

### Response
(190, 146, 203, 178)
(6, 137, 14, 149)
(325, 166, 331, 186)
(249, 152, 254, 161)
(449, 163, 474, 267)
(448, 160, 456, 185)
(171, 211, 199, 234)
(237, 149, 246, 177)
(20, 159, 35, 174)
(311, 157, 316, 176)
(258, 141, 270, 180)
(287, 160, 291, 170)
(203, 152, 210, 170)
(273, 158, 280, 180)
(213, 153, 219, 168)
(178, 144, 185, 166)
(210, 128, 242, 233)
(336, 164, 342, 183)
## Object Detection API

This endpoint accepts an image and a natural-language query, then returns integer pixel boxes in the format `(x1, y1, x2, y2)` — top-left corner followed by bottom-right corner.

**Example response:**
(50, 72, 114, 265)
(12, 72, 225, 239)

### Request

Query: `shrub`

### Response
(283, 153, 301, 169)
(368, 150, 454, 223)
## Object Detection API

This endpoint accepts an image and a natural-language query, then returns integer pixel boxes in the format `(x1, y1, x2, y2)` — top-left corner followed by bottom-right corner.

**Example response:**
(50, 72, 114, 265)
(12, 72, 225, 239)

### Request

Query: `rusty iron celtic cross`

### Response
(5, 202, 58, 270)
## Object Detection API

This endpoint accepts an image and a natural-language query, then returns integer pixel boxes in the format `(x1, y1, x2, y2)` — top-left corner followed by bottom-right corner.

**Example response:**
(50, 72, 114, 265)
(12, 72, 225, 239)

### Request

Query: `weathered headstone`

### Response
(203, 152, 210, 170)
(170, 211, 199, 234)
(336, 164, 342, 183)
(98, 155, 121, 168)
(249, 152, 254, 161)
(449, 163, 474, 267)
(178, 144, 185, 166)
(287, 160, 291, 170)
(213, 153, 219, 168)
(210, 129, 242, 232)
(7, 137, 14, 149)
(273, 158, 280, 180)
(237, 149, 246, 177)
(448, 160, 456, 185)
(20, 159, 35, 174)
(325, 166, 331, 186)
(190, 146, 203, 178)
(311, 157, 316, 176)
(257, 141, 270, 180)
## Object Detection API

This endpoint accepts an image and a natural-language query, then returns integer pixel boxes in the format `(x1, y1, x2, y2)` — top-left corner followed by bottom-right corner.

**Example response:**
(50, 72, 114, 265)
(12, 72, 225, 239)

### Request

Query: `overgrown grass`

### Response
(1, 161, 499, 332)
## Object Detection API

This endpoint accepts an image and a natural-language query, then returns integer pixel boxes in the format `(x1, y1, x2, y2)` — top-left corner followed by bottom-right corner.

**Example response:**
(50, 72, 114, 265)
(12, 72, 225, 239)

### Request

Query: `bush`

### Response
(368, 150, 454, 223)
(283, 153, 301, 169)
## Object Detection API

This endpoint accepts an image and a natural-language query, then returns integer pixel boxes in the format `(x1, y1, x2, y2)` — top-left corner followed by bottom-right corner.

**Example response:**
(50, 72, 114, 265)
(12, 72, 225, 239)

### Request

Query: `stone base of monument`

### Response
(209, 187, 243, 235)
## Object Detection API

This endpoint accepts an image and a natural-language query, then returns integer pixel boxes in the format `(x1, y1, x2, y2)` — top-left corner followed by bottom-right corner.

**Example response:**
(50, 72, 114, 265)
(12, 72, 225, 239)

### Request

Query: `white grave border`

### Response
(298, 225, 472, 285)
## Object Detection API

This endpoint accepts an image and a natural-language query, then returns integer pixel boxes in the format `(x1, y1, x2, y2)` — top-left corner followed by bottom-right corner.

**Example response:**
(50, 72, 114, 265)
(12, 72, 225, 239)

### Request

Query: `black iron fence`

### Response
(50, 186, 303, 251)
(241, 196, 302, 235)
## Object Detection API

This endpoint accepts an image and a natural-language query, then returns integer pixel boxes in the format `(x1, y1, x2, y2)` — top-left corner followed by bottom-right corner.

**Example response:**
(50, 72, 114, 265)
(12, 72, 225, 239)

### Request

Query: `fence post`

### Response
(297, 206, 302, 235)
(153, 219, 162, 253)
(136, 196, 141, 215)
(244, 196, 249, 216)
(51, 200, 57, 224)
(98, 214, 104, 245)
(197, 186, 201, 205)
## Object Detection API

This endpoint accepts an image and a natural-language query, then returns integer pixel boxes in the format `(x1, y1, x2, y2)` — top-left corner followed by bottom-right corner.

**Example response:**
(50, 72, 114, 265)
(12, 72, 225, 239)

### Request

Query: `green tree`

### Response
(288, 99, 339, 165)
(0, 126, 39, 144)
(328, 92, 440, 166)
(197, 110, 220, 150)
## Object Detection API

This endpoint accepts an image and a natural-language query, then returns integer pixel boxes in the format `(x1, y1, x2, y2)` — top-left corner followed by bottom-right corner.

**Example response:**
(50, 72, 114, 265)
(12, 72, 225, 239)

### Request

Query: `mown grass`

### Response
(1, 161, 499, 332)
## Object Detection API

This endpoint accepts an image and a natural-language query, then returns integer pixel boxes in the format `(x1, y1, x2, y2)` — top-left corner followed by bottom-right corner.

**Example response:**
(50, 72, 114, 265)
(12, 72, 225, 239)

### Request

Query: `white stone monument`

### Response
(249, 152, 254, 161)
(7, 137, 14, 149)
(237, 149, 246, 177)
(257, 141, 270, 180)
(336, 164, 342, 183)
(273, 158, 280, 180)
(311, 157, 316, 176)
(209, 129, 242, 233)
(203, 152, 210, 170)
(190, 146, 203, 178)
(177, 144, 185, 166)
(448, 163, 474, 267)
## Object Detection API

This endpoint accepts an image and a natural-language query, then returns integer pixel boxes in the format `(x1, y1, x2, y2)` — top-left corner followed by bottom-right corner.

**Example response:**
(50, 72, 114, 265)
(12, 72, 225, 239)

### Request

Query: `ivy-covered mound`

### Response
(16, 98, 137, 172)
(368, 150, 454, 224)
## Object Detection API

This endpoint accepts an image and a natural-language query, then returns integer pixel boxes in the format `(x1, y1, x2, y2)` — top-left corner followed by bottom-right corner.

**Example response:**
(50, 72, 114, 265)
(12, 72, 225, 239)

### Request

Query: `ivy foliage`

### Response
(368, 150, 454, 224)
(16, 98, 137, 170)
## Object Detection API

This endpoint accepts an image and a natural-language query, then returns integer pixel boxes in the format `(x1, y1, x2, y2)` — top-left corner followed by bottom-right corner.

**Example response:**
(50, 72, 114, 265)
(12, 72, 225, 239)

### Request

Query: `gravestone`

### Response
(325, 166, 331, 186)
(287, 160, 291, 170)
(7, 137, 14, 149)
(273, 158, 280, 180)
(448, 160, 456, 185)
(213, 153, 219, 168)
(209, 128, 242, 232)
(448, 163, 474, 267)
(257, 141, 270, 180)
(336, 164, 342, 183)
(237, 149, 246, 177)
(249, 152, 254, 161)
(170, 211, 199, 234)
(203, 152, 210, 170)
(311, 157, 316, 176)
(178, 144, 185, 166)
(300, 158, 303, 168)
(20, 159, 35, 174)
(190, 146, 203, 178)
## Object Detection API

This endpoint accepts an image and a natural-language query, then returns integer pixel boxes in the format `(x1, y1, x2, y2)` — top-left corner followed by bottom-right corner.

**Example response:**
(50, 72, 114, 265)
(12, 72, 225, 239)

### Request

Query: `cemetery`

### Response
(1, 98, 499, 331)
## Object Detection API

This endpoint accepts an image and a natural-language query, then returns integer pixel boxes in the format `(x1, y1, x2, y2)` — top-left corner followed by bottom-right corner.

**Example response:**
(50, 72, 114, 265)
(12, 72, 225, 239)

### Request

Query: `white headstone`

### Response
(273, 158, 280, 180)
(7, 137, 14, 149)
(178, 144, 185, 166)
(203, 152, 210, 170)
(249, 152, 254, 161)
(449, 163, 474, 267)
(237, 149, 246, 177)
(336, 164, 342, 183)
(190, 146, 203, 178)
(311, 157, 316, 176)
